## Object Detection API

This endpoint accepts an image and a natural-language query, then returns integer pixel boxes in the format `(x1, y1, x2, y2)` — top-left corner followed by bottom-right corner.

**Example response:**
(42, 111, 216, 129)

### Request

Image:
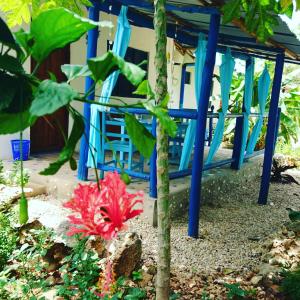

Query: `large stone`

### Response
(111, 232, 142, 278)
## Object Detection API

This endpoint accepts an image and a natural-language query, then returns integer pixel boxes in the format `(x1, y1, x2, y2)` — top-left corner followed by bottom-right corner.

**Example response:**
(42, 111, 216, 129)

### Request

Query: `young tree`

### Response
(153, 1, 171, 299)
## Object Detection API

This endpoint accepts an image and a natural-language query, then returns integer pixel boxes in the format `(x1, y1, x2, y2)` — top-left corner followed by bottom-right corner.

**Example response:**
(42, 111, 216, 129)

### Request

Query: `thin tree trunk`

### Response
(154, 1, 170, 299)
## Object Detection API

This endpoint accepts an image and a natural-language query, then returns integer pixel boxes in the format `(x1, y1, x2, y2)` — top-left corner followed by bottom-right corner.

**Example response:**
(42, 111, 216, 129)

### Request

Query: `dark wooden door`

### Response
(30, 46, 70, 153)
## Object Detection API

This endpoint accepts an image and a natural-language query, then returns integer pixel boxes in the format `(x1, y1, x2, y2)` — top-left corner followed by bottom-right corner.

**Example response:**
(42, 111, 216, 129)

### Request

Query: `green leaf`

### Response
(0, 110, 36, 134)
(0, 16, 20, 51)
(40, 111, 84, 175)
(133, 80, 155, 99)
(0, 73, 18, 111)
(30, 80, 78, 117)
(222, 0, 241, 24)
(88, 51, 146, 85)
(143, 102, 177, 138)
(14, 29, 33, 59)
(61, 64, 91, 82)
(0, 54, 24, 74)
(30, 8, 99, 63)
(124, 113, 155, 159)
(296, 0, 300, 10)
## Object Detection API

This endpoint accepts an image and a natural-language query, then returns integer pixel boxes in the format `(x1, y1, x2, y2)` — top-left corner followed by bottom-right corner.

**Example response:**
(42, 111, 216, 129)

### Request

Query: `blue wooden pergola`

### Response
(77, 0, 300, 238)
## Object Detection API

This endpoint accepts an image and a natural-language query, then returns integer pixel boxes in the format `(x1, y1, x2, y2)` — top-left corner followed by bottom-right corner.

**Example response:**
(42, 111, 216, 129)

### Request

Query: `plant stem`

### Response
(154, 0, 171, 299)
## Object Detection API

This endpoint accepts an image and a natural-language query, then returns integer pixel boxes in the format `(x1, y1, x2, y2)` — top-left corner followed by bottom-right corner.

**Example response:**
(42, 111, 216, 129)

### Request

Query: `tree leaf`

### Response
(222, 0, 241, 24)
(61, 64, 91, 82)
(296, 0, 300, 10)
(0, 54, 24, 74)
(14, 29, 33, 59)
(88, 51, 146, 85)
(124, 113, 156, 159)
(0, 110, 36, 134)
(30, 80, 78, 117)
(143, 101, 177, 138)
(0, 73, 18, 111)
(133, 80, 155, 99)
(40, 111, 84, 175)
(30, 8, 100, 63)
(0, 16, 20, 51)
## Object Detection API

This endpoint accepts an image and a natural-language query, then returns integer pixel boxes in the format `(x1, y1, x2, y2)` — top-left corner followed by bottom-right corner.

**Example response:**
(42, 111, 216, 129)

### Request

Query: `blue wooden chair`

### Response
(99, 112, 144, 178)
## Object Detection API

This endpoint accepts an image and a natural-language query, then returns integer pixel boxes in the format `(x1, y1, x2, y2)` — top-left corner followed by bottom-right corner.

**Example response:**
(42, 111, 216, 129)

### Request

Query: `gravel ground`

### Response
(127, 171, 300, 273)
(16, 170, 300, 275)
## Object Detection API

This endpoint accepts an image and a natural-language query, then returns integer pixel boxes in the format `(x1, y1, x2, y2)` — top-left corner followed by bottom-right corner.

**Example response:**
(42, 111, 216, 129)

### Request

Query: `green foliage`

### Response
(222, 0, 297, 42)
(30, 80, 78, 117)
(0, 160, 5, 184)
(224, 283, 256, 299)
(0, 226, 54, 299)
(132, 270, 143, 281)
(201, 290, 211, 300)
(280, 268, 300, 300)
(57, 236, 100, 299)
(134, 80, 178, 138)
(40, 110, 84, 175)
(61, 64, 91, 82)
(88, 51, 146, 85)
(0, 0, 92, 28)
(29, 8, 100, 63)
(6, 161, 30, 187)
(0, 212, 17, 271)
(125, 113, 156, 159)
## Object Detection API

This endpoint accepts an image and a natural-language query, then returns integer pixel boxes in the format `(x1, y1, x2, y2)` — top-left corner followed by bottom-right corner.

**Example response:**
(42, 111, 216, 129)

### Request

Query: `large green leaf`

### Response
(30, 80, 78, 117)
(222, 0, 241, 24)
(61, 64, 91, 82)
(133, 80, 155, 99)
(30, 8, 102, 63)
(125, 113, 156, 159)
(14, 29, 33, 60)
(143, 101, 177, 138)
(0, 54, 24, 74)
(40, 111, 84, 175)
(88, 51, 146, 85)
(0, 110, 36, 134)
(0, 16, 20, 51)
(0, 73, 18, 111)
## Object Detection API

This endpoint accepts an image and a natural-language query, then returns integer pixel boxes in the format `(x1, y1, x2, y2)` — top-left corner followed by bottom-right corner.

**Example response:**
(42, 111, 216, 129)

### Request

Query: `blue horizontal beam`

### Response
(98, 164, 150, 180)
(203, 158, 235, 171)
(95, 0, 220, 15)
(169, 169, 192, 179)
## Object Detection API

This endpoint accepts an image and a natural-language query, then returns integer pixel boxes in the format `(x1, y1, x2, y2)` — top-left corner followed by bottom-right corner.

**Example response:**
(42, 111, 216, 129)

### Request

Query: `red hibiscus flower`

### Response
(63, 172, 143, 240)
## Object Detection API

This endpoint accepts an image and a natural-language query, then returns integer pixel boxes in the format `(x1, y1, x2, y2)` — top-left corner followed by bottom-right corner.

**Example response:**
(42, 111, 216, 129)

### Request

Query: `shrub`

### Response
(281, 268, 300, 300)
(0, 213, 17, 270)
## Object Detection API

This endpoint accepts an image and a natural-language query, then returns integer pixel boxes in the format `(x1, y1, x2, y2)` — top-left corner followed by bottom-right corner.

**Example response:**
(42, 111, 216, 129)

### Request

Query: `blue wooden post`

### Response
(179, 64, 187, 109)
(188, 14, 220, 238)
(78, 6, 100, 181)
(231, 116, 244, 169)
(258, 53, 284, 205)
(149, 117, 157, 198)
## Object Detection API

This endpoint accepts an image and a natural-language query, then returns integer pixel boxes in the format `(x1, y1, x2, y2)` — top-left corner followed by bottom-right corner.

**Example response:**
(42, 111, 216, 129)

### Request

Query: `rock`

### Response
(143, 264, 157, 275)
(250, 275, 263, 286)
(86, 236, 106, 258)
(111, 232, 142, 278)
(44, 242, 71, 271)
(286, 221, 300, 236)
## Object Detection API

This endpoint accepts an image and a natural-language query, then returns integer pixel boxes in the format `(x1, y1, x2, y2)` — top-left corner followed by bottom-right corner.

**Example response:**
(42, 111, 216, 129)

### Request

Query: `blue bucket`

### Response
(10, 140, 30, 161)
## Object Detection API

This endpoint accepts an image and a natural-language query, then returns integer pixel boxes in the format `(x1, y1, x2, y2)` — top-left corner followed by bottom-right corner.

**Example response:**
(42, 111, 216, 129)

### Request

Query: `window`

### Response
(109, 44, 149, 98)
